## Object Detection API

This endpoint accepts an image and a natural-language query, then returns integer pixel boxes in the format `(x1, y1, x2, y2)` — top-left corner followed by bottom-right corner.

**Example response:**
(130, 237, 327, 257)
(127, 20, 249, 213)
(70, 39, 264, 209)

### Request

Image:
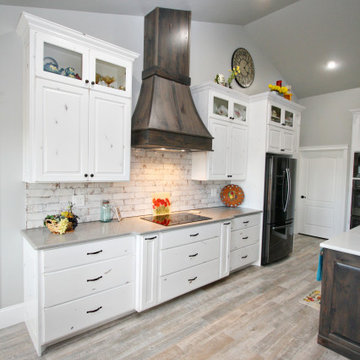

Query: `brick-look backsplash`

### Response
(25, 149, 229, 228)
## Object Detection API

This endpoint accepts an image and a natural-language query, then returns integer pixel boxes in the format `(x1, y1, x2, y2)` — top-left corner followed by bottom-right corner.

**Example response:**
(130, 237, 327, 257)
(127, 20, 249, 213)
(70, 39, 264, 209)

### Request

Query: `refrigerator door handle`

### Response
(272, 224, 292, 231)
(282, 171, 286, 212)
(284, 168, 291, 212)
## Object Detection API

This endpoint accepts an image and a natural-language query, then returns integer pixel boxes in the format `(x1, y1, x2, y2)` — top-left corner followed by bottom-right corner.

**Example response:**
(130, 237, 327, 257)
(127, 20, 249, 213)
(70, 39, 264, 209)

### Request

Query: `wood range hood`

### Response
(131, 7, 213, 151)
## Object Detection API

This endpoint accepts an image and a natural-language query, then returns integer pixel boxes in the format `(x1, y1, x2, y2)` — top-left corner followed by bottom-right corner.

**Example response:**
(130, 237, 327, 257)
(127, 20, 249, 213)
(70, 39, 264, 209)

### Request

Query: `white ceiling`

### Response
(0, 0, 359, 98)
(0, 0, 300, 25)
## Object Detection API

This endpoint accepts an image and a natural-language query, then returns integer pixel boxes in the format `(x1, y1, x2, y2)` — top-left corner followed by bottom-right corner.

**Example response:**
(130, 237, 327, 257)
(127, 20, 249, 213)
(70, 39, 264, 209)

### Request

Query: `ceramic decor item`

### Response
(152, 192, 171, 215)
(220, 184, 244, 207)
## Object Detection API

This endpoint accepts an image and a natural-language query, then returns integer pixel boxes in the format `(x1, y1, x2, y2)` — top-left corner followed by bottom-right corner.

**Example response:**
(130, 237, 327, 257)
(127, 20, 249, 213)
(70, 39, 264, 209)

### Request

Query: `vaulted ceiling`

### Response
(1, 0, 359, 98)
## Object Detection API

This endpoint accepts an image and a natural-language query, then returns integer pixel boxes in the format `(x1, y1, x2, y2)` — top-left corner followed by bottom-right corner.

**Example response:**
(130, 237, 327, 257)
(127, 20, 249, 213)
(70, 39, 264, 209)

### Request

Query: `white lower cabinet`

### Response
(24, 213, 262, 356)
(159, 259, 220, 303)
(136, 222, 224, 312)
(230, 243, 259, 271)
(44, 284, 133, 343)
(23, 236, 135, 356)
(230, 214, 261, 272)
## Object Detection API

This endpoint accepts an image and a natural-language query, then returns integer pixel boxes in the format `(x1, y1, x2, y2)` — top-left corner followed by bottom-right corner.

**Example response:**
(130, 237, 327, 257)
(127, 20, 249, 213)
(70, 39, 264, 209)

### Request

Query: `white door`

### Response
(35, 78, 89, 182)
(297, 147, 347, 238)
(88, 91, 131, 181)
(229, 123, 247, 180)
(209, 118, 228, 180)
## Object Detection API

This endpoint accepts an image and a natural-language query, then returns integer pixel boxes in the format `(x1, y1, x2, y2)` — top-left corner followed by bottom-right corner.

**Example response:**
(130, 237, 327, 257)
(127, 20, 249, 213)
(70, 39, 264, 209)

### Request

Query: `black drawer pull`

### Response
(86, 306, 102, 314)
(190, 233, 199, 237)
(242, 236, 249, 240)
(87, 275, 103, 282)
(243, 221, 249, 224)
(145, 236, 157, 240)
(188, 253, 198, 258)
(87, 250, 103, 255)
(227, 175, 233, 178)
(241, 255, 248, 259)
(223, 222, 231, 225)
(188, 276, 197, 283)
(280, 149, 285, 152)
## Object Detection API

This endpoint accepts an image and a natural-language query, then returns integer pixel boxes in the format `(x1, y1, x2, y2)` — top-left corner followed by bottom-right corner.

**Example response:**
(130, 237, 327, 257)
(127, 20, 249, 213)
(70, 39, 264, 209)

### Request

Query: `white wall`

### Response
(0, 4, 288, 308)
(299, 87, 360, 147)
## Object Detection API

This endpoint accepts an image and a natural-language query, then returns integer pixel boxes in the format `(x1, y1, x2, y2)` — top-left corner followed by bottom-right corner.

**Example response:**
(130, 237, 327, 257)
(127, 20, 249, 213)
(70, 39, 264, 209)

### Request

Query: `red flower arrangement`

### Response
(152, 197, 171, 215)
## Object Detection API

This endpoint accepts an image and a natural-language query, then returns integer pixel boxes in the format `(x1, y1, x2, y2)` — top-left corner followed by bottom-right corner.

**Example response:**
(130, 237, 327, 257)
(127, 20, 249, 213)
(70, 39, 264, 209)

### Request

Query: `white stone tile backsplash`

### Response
(25, 149, 229, 228)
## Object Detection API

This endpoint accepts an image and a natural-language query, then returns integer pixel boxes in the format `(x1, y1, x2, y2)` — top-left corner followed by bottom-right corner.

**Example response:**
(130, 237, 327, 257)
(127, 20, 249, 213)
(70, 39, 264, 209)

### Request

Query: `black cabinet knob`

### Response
(84, 173, 88, 177)
(85, 80, 89, 84)
(301, 195, 306, 199)
(91, 81, 95, 85)
(90, 174, 94, 178)
(280, 149, 285, 152)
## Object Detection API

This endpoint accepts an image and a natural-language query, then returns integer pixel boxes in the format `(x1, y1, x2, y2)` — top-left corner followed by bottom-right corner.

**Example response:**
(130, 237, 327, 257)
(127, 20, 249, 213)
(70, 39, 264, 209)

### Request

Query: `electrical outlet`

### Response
(72, 195, 85, 207)
(211, 188, 217, 197)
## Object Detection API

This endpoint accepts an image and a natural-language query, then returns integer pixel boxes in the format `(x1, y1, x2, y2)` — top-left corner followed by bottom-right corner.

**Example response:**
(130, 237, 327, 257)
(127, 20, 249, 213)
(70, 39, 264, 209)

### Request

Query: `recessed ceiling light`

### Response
(326, 61, 338, 70)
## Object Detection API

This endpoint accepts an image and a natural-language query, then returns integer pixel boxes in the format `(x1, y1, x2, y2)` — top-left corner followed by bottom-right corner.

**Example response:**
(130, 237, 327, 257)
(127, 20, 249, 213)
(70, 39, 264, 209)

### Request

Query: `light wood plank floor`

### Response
(0, 235, 346, 359)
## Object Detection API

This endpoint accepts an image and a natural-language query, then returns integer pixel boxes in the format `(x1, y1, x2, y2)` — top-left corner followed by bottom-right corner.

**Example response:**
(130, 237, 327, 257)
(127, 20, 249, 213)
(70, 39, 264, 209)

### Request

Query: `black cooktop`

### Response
(141, 212, 211, 226)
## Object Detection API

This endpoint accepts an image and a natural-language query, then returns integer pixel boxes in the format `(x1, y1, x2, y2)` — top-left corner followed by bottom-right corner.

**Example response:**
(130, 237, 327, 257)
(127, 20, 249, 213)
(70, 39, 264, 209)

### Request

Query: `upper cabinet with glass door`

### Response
(269, 103, 295, 129)
(36, 32, 134, 97)
(211, 91, 247, 124)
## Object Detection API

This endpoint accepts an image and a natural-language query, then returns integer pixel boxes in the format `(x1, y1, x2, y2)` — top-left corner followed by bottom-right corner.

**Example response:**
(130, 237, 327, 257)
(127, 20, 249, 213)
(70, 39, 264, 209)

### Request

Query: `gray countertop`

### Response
(22, 206, 262, 250)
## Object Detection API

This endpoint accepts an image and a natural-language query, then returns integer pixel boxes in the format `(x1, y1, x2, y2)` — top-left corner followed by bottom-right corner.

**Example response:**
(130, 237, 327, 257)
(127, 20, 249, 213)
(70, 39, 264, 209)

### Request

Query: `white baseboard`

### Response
(0, 303, 24, 329)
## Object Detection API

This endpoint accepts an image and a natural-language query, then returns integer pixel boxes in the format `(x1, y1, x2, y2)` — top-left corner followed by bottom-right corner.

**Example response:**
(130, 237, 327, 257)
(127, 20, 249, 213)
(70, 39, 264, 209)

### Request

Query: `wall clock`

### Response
(231, 48, 255, 88)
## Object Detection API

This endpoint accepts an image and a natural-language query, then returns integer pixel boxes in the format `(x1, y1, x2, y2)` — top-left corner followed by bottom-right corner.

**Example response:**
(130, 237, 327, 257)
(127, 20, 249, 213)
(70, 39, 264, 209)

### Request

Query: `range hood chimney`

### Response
(131, 7, 213, 151)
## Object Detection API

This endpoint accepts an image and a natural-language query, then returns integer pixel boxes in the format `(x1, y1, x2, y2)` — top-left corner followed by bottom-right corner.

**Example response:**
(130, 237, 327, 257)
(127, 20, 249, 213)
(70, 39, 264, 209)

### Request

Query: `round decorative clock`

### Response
(231, 48, 255, 88)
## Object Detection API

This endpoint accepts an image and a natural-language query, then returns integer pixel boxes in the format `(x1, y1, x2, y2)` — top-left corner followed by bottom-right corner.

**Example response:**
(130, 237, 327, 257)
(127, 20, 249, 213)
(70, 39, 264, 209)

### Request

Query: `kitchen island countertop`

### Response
(320, 225, 360, 256)
(22, 206, 262, 250)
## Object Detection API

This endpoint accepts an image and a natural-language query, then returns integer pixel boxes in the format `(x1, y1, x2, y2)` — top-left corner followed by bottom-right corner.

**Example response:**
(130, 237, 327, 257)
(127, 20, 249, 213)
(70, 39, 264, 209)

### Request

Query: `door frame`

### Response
(295, 145, 348, 237)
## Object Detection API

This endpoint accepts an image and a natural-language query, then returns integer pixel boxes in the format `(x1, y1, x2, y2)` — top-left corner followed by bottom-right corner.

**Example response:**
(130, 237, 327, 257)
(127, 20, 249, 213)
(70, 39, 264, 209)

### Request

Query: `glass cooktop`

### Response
(141, 212, 211, 226)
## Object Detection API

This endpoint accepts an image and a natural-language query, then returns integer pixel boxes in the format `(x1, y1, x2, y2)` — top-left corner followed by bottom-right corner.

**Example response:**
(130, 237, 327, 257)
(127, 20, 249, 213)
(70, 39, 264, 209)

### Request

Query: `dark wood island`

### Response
(319, 227, 360, 359)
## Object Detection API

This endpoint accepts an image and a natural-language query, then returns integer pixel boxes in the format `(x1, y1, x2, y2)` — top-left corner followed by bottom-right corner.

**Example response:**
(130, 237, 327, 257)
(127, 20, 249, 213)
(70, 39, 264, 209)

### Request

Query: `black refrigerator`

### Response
(261, 154, 296, 265)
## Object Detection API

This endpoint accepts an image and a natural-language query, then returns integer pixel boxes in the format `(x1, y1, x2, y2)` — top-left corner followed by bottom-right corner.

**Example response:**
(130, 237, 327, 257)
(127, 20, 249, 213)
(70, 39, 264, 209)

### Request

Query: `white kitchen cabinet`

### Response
(23, 235, 135, 356)
(220, 221, 231, 278)
(136, 222, 223, 312)
(266, 99, 300, 155)
(35, 78, 89, 182)
(230, 213, 261, 271)
(192, 118, 248, 181)
(267, 125, 295, 155)
(17, 12, 138, 182)
(191, 82, 249, 181)
(135, 234, 159, 312)
(211, 91, 247, 124)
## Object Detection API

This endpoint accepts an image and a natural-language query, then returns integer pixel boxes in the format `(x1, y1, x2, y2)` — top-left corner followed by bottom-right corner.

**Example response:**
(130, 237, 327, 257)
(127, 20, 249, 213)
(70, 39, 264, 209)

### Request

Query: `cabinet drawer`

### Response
(159, 259, 219, 303)
(232, 214, 260, 231)
(160, 236, 220, 276)
(43, 236, 134, 272)
(231, 225, 260, 251)
(160, 222, 221, 250)
(44, 255, 133, 307)
(44, 283, 133, 343)
(230, 244, 259, 271)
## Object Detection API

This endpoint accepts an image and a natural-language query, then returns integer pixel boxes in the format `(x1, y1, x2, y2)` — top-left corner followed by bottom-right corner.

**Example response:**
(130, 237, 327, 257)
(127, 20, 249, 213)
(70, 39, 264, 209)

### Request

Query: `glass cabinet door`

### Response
(270, 105, 281, 124)
(284, 110, 294, 127)
(90, 50, 131, 96)
(95, 59, 127, 92)
(233, 102, 247, 122)
(36, 33, 89, 86)
(212, 96, 229, 119)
